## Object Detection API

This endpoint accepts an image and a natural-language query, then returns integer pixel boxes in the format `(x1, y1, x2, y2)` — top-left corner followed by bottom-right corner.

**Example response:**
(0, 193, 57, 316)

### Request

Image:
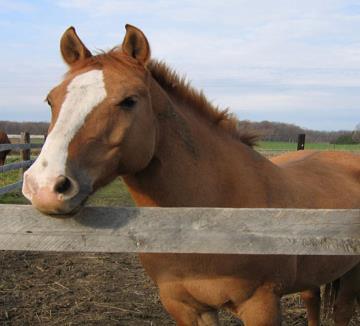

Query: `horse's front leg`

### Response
(301, 288, 321, 326)
(334, 263, 360, 326)
(234, 284, 281, 326)
(159, 283, 220, 326)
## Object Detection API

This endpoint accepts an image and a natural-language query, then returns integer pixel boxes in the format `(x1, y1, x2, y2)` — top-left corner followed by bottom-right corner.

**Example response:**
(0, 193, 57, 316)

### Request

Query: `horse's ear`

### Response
(60, 27, 92, 66)
(122, 24, 150, 65)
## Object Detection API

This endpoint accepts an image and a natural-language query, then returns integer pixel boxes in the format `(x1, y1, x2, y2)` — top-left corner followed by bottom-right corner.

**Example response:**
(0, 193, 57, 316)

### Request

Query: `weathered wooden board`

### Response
(0, 205, 359, 255)
(0, 160, 35, 173)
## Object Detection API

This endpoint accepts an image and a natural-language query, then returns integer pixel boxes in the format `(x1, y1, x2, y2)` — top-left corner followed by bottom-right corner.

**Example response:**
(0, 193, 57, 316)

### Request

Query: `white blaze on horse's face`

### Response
(22, 69, 107, 213)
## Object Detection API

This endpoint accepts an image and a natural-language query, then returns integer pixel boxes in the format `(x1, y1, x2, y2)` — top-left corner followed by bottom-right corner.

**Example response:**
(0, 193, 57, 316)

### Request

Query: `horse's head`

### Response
(22, 25, 157, 214)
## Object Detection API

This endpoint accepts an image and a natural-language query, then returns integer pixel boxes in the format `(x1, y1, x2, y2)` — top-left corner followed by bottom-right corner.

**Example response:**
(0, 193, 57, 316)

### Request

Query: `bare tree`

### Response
(0, 121, 49, 135)
(352, 123, 360, 143)
(237, 120, 354, 143)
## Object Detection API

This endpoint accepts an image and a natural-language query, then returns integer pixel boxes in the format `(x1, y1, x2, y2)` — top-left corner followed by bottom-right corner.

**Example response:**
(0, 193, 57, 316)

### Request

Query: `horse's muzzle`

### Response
(22, 173, 81, 215)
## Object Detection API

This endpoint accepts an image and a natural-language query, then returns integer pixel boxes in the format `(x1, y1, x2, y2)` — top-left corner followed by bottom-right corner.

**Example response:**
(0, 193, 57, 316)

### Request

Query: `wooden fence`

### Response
(0, 132, 43, 195)
(0, 205, 358, 255)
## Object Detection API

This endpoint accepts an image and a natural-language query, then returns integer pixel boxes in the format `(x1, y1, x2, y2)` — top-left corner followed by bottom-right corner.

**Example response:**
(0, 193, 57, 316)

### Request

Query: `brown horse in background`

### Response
(0, 131, 11, 165)
(22, 25, 360, 325)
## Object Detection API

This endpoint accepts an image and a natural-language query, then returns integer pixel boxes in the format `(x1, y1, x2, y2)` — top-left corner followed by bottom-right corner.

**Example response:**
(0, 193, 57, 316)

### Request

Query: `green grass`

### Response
(9, 136, 45, 144)
(0, 156, 23, 204)
(0, 157, 20, 187)
(0, 191, 28, 204)
(86, 178, 134, 207)
(30, 137, 45, 144)
(256, 141, 360, 151)
(0, 156, 35, 205)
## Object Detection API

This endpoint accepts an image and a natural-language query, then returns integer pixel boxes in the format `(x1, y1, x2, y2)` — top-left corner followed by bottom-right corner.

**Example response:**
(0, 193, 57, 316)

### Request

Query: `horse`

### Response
(0, 130, 11, 166)
(22, 25, 360, 325)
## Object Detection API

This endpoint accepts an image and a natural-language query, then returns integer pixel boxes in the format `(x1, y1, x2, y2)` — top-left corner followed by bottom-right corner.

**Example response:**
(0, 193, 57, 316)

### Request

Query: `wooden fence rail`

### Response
(0, 143, 42, 152)
(0, 159, 35, 173)
(0, 205, 358, 255)
(0, 132, 44, 196)
(0, 181, 23, 196)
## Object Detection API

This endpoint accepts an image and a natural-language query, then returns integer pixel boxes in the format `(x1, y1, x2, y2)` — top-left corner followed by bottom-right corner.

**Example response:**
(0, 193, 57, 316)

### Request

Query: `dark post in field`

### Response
(297, 133, 306, 151)
(20, 131, 30, 177)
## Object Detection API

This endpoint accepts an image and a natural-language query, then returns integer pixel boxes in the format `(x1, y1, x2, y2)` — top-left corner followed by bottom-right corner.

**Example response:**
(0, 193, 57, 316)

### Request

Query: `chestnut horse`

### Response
(22, 25, 360, 325)
(0, 130, 11, 166)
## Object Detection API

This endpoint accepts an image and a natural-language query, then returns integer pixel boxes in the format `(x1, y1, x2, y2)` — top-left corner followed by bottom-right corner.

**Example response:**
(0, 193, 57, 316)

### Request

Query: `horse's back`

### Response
(272, 149, 356, 164)
(272, 150, 359, 174)
(271, 150, 360, 208)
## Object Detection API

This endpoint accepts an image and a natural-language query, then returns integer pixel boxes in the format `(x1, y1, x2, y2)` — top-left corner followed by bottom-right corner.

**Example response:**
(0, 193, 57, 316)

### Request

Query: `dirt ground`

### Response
(0, 175, 359, 325)
(0, 251, 359, 326)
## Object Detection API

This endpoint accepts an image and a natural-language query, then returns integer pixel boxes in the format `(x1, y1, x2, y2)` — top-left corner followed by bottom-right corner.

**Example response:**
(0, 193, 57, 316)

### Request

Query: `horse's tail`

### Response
(323, 279, 340, 319)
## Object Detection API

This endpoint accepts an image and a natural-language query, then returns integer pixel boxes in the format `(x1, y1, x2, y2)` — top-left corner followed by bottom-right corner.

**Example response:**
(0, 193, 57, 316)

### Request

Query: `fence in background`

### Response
(0, 132, 43, 195)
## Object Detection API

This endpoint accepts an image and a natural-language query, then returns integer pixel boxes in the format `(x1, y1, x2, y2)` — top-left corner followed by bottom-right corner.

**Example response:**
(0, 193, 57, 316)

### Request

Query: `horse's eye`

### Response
(118, 96, 137, 110)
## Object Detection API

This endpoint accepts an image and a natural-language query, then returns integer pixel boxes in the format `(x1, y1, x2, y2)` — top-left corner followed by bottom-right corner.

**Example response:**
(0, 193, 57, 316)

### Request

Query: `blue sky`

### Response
(0, 0, 359, 131)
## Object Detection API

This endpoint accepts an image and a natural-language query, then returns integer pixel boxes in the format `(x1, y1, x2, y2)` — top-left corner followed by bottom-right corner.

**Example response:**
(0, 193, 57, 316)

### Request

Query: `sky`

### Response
(0, 0, 359, 131)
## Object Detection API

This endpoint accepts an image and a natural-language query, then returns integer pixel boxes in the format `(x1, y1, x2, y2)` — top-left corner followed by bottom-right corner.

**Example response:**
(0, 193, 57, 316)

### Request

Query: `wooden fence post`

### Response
(20, 132, 30, 177)
(297, 133, 305, 150)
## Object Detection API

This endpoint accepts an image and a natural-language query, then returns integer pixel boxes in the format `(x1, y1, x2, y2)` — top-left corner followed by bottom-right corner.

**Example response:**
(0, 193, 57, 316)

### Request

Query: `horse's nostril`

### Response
(54, 175, 72, 194)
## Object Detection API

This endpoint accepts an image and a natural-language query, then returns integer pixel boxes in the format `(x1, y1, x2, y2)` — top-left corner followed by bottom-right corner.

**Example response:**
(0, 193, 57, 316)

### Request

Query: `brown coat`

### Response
(0, 131, 10, 165)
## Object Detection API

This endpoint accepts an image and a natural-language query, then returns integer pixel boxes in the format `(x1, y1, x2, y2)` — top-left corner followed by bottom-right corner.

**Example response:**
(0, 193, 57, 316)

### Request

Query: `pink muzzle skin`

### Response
(22, 173, 80, 215)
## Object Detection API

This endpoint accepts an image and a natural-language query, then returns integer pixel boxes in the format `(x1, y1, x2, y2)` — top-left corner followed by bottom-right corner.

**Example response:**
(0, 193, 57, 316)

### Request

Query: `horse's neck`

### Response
(123, 79, 290, 207)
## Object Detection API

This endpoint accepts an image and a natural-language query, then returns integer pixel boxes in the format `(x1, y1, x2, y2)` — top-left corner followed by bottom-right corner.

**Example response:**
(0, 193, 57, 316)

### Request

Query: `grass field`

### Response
(257, 141, 360, 151)
(9, 136, 45, 144)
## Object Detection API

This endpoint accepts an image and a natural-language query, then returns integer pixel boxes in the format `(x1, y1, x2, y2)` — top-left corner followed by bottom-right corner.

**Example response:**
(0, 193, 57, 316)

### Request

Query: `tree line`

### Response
(0, 120, 358, 144)
(238, 120, 359, 143)
(0, 121, 49, 135)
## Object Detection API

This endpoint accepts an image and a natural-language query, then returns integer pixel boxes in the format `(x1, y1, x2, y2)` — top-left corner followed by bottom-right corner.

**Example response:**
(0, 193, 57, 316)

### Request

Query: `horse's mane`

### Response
(147, 60, 258, 147)
(68, 51, 258, 147)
